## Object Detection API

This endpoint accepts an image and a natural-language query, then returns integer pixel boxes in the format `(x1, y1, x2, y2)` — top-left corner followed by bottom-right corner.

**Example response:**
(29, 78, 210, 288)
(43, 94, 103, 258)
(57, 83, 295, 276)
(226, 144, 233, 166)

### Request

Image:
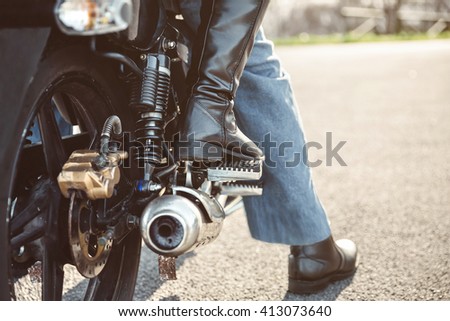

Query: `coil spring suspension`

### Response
(133, 54, 171, 173)
(124, 71, 141, 107)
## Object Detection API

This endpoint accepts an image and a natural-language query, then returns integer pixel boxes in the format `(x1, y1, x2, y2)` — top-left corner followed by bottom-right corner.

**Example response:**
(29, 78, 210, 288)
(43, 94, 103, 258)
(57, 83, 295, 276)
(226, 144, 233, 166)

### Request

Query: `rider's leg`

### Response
(178, 0, 269, 162)
(178, 1, 358, 294)
(236, 30, 331, 245)
(236, 29, 358, 294)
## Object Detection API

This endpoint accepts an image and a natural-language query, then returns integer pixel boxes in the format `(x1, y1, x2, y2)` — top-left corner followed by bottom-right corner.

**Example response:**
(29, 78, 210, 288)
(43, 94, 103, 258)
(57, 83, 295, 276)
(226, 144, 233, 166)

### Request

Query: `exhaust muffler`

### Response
(140, 186, 225, 257)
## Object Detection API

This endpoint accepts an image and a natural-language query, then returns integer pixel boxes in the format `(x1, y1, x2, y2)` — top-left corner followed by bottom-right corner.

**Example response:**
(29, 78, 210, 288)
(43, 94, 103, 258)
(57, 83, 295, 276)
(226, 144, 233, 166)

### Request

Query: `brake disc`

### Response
(68, 192, 113, 278)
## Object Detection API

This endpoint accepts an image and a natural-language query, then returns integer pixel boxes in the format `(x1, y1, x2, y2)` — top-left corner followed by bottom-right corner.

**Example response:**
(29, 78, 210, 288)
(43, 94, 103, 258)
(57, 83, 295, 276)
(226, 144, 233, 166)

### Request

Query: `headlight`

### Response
(55, 0, 132, 35)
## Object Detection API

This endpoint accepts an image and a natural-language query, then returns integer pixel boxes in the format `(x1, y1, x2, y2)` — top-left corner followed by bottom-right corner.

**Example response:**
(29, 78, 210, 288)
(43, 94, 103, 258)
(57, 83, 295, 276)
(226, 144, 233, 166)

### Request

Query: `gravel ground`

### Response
(55, 40, 450, 301)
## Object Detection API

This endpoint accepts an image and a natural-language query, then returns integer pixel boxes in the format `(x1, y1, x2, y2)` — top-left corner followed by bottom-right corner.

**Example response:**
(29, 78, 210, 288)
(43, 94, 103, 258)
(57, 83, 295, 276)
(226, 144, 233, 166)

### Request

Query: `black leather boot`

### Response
(288, 236, 358, 294)
(177, 0, 269, 163)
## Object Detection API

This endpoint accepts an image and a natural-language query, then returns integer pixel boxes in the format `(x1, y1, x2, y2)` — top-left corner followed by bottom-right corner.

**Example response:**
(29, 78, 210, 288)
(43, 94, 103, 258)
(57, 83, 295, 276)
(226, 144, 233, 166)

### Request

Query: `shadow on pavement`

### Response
(159, 295, 181, 301)
(61, 248, 195, 301)
(282, 275, 356, 301)
(133, 249, 196, 301)
(63, 279, 88, 300)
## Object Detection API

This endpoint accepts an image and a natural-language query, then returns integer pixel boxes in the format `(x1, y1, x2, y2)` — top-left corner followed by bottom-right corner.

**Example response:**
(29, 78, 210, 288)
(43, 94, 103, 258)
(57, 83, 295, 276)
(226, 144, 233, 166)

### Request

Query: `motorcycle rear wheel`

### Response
(0, 45, 140, 300)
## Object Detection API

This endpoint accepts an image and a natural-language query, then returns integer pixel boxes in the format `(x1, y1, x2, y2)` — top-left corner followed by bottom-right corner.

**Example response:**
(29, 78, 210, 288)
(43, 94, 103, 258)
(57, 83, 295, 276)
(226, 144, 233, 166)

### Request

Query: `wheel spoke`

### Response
(42, 249, 64, 301)
(10, 202, 43, 237)
(10, 179, 53, 235)
(10, 219, 46, 249)
(42, 190, 64, 301)
(84, 278, 100, 301)
(37, 103, 67, 178)
(55, 93, 99, 149)
(52, 93, 77, 126)
(70, 97, 99, 148)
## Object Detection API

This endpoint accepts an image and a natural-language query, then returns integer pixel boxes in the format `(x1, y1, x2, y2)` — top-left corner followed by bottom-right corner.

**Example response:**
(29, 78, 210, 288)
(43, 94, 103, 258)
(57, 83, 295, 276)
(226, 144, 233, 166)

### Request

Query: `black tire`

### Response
(0, 45, 140, 300)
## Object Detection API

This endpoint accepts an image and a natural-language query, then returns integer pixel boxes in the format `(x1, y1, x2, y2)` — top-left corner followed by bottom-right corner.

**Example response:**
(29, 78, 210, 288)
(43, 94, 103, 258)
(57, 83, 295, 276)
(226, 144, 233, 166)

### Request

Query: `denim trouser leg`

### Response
(178, 1, 331, 245)
(235, 30, 331, 245)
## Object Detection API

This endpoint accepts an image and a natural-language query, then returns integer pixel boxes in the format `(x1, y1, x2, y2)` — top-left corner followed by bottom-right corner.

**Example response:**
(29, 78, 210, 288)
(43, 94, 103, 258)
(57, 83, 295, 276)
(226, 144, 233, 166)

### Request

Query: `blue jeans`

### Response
(179, 1, 331, 245)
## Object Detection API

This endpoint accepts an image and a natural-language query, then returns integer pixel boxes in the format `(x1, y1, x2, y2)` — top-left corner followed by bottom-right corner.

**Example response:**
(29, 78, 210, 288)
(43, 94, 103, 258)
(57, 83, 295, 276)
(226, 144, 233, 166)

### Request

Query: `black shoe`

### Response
(178, 0, 269, 162)
(288, 236, 358, 294)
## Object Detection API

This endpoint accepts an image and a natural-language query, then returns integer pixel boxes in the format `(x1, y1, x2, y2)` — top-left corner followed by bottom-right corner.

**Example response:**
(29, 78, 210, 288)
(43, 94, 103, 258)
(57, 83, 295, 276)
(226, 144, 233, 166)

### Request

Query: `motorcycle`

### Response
(0, 0, 262, 300)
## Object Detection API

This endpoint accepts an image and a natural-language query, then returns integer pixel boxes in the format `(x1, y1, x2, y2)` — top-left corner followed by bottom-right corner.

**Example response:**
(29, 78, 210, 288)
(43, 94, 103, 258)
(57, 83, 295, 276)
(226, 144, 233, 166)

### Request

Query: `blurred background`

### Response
(262, 0, 450, 42)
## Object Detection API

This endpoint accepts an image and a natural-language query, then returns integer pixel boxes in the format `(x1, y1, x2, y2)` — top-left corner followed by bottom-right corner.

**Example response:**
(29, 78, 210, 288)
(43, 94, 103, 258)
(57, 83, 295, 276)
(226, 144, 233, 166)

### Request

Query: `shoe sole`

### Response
(288, 268, 357, 295)
(176, 141, 259, 162)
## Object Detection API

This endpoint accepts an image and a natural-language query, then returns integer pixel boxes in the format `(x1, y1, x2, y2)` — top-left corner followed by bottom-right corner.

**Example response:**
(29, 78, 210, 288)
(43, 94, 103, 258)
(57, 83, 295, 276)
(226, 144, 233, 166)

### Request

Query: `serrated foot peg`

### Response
(207, 160, 262, 182)
(219, 182, 263, 196)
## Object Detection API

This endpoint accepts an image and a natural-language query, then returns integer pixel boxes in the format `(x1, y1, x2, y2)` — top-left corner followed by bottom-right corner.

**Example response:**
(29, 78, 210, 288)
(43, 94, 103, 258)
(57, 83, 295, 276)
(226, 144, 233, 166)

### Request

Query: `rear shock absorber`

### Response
(133, 54, 171, 189)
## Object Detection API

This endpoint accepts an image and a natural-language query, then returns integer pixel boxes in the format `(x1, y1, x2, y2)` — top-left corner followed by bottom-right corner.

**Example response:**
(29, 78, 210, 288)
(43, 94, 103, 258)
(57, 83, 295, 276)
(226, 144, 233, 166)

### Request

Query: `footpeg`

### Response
(219, 182, 263, 196)
(207, 160, 262, 182)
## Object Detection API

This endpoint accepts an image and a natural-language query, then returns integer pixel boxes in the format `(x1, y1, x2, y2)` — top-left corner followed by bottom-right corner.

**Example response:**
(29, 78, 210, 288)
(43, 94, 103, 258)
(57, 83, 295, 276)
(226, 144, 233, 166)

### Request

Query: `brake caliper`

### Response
(57, 149, 126, 200)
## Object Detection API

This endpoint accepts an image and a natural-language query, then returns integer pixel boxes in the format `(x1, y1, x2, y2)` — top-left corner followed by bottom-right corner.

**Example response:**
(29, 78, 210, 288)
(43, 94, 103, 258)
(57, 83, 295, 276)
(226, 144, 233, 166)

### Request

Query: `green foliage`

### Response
(274, 31, 450, 46)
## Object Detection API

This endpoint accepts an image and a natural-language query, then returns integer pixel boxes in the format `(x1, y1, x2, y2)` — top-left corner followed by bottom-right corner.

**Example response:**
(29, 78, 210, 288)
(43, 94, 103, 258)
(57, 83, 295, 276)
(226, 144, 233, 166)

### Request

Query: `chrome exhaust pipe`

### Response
(140, 187, 225, 257)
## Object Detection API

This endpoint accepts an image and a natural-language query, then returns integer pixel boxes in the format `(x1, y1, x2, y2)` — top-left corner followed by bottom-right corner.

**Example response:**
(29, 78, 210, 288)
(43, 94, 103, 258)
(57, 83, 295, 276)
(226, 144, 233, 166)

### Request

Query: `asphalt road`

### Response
(62, 39, 450, 301)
